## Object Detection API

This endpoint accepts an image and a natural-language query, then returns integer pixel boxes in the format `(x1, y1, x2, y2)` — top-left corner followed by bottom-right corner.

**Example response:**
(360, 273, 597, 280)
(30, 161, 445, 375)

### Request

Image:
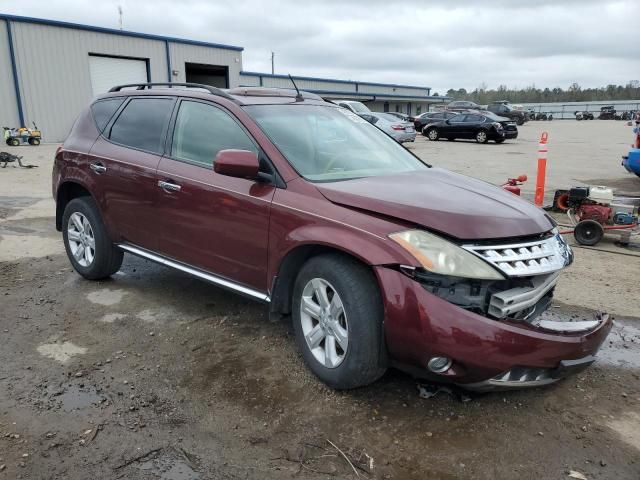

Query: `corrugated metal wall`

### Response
(4, 19, 243, 142)
(169, 43, 241, 86)
(10, 22, 167, 141)
(0, 20, 21, 130)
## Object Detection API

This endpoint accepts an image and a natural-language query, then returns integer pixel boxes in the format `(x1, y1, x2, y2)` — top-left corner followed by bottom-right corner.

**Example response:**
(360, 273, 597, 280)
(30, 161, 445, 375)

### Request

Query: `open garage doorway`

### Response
(185, 63, 229, 88)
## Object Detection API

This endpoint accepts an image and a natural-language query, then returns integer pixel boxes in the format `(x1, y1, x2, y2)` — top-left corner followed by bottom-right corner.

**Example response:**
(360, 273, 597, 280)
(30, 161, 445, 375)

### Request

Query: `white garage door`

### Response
(89, 55, 148, 96)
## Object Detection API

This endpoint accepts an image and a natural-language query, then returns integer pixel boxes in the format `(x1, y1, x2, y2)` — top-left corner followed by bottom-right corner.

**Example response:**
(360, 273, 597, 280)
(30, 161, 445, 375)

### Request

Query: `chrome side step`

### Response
(118, 244, 270, 302)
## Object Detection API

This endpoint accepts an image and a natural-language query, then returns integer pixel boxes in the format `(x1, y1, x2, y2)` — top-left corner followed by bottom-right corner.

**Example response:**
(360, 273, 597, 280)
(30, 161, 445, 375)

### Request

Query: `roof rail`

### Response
(108, 82, 239, 103)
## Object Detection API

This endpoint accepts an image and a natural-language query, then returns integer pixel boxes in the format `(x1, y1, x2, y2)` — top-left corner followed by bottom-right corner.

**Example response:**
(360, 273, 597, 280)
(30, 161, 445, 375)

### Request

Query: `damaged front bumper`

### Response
(375, 266, 613, 391)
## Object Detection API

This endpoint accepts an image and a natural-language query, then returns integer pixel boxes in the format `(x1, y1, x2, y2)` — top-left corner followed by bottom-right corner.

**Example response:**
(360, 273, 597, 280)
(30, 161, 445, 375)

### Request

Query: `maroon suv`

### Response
(52, 83, 612, 391)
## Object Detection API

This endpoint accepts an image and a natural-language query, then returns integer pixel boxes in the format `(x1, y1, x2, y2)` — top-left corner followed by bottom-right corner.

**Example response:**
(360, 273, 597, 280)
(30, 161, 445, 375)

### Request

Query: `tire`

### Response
(9, 138, 19, 147)
(426, 128, 439, 141)
(475, 130, 489, 143)
(291, 253, 386, 390)
(28, 137, 40, 146)
(573, 220, 604, 246)
(516, 117, 524, 126)
(62, 197, 123, 280)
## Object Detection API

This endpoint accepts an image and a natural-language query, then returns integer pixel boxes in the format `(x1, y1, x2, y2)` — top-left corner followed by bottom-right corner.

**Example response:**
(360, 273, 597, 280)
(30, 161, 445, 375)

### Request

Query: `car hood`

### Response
(315, 169, 553, 240)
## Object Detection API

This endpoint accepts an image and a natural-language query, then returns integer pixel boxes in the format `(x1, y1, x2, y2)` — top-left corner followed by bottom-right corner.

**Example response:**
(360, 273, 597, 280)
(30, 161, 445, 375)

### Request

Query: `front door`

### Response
(154, 99, 275, 292)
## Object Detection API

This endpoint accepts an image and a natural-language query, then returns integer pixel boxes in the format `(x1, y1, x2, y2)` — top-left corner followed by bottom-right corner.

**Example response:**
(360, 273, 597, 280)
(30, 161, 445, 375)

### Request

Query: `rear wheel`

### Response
(292, 254, 385, 389)
(62, 197, 123, 280)
(426, 128, 439, 141)
(516, 117, 525, 126)
(574, 220, 604, 246)
(9, 138, 19, 147)
(28, 137, 40, 146)
(475, 130, 489, 143)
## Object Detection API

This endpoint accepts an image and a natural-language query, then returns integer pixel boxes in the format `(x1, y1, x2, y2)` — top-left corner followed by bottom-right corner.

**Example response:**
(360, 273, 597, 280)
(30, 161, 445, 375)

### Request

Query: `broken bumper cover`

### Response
(375, 267, 613, 390)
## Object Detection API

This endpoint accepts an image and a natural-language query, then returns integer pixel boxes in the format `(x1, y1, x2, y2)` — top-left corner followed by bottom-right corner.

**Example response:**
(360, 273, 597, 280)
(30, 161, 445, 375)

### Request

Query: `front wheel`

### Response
(9, 138, 19, 147)
(516, 117, 524, 126)
(426, 128, 439, 141)
(28, 137, 40, 146)
(475, 130, 489, 143)
(574, 220, 604, 246)
(292, 254, 386, 390)
(62, 197, 123, 280)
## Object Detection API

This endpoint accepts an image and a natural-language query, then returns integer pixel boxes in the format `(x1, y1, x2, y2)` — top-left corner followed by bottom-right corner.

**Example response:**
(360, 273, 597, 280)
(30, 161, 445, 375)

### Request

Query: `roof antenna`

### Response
(288, 74, 304, 102)
(118, 5, 123, 30)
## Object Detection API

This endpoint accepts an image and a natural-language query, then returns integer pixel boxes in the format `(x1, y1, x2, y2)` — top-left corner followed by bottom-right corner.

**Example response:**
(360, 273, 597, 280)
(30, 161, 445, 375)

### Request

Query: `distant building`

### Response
(1, 14, 447, 142)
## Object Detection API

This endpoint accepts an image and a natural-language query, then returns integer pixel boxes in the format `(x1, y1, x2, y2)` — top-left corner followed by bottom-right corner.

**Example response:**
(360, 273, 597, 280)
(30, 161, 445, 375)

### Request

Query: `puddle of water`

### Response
(55, 384, 104, 412)
(87, 288, 127, 306)
(100, 313, 127, 323)
(137, 453, 200, 480)
(37, 341, 88, 364)
(597, 322, 640, 369)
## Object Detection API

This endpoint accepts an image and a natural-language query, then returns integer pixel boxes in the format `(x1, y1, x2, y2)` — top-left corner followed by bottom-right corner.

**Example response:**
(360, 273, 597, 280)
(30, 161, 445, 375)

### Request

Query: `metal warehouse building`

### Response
(1, 14, 446, 142)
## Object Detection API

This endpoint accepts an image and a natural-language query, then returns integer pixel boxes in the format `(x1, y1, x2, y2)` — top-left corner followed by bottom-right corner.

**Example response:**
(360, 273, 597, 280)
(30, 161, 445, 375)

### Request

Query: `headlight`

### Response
(389, 230, 504, 280)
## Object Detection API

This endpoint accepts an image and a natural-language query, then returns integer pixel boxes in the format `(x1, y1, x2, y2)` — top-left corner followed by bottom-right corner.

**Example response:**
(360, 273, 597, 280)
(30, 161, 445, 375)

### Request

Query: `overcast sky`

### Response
(1, 0, 638, 92)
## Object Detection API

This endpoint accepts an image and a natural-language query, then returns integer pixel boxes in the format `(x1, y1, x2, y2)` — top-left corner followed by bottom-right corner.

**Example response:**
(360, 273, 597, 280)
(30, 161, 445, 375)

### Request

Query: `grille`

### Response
(463, 234, 572, 277)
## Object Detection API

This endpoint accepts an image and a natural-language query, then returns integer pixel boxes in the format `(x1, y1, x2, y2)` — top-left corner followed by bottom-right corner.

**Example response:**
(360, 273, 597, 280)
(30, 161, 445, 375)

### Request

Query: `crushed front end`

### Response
(378, 229, 613, 391)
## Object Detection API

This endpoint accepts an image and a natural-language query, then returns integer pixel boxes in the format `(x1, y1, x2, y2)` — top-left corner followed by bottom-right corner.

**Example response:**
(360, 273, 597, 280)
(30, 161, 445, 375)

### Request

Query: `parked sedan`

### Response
(360, 113, 416, 143)
(414, 111, 458, 133)
(423, 112, 518, 143)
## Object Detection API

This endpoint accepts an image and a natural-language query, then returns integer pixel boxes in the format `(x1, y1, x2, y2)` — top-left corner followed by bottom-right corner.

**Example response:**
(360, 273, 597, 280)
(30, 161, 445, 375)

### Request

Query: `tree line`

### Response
(441, 81, 640, 104)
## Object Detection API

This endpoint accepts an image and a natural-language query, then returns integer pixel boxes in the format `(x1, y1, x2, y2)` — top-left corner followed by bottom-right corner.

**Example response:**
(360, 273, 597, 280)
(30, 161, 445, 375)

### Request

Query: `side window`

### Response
(432, 113, 444, 120)
(466, 114, 483, 122)
(109, 98, 173, 154)
(91, 98, 125, 132)
(450, 114, 466, 122)
(171, 101, 257, 167)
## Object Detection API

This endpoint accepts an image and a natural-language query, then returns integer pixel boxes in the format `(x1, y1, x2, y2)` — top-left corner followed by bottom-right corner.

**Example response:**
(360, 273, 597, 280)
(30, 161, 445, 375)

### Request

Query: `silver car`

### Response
(361, 113, 416, 143)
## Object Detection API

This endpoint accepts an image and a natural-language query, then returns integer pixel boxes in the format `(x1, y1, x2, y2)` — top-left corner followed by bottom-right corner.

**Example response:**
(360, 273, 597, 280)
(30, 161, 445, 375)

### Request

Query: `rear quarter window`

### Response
(109, 98, 174, 154)
(90, 98, 125, 132)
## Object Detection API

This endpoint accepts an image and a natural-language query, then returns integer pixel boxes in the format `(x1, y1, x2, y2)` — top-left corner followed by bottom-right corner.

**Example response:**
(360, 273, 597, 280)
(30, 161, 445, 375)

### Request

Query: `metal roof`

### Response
(0, 13, 244, 51)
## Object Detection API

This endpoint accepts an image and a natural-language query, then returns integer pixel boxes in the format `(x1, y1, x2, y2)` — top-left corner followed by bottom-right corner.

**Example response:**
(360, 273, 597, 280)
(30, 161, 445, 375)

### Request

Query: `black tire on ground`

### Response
(426, 127, 439, 141)
(28, 137, 40, 145)
(475, 130, 489, 143)
(62, 196, 123, 280)
(291, 253, 386, 390)
(516, 117, 525, 126)
(9, 138, 19, 147)
(573, 220, 604, 246)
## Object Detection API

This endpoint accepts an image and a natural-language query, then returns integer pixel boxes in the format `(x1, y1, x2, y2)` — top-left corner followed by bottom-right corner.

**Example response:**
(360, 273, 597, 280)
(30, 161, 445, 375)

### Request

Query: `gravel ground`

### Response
(1, 122, 639, 480)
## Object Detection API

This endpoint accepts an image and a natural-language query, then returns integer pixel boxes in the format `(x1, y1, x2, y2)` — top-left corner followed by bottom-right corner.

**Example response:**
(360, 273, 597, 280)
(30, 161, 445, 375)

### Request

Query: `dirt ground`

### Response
(1, 122, 639, 480)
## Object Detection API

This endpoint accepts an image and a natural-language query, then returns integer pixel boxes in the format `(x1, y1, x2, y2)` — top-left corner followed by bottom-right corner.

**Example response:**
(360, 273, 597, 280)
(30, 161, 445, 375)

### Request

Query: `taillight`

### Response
(391, 125, 405, 131)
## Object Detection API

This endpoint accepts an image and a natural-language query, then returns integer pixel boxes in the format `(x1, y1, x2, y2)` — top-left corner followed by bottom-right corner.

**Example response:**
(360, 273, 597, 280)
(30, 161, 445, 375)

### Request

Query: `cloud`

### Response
(1, 0, 638, 92)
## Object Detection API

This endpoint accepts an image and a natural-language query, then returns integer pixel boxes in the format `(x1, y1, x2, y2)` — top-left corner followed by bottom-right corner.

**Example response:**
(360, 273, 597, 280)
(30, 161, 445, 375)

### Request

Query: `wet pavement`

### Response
(1, 143, 639, 479)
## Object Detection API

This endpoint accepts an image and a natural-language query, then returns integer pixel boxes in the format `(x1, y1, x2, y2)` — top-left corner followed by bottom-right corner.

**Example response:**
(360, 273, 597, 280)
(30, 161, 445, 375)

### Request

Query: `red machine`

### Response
(556, 186, 638, 245)
(501, 174, 527, 196)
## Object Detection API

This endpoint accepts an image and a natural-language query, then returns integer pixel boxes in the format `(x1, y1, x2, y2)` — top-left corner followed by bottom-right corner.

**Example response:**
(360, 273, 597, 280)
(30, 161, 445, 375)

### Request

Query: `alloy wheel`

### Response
(476, 131, 487, 143)
(428, 129, 438, 140)
(67, 212, 96, 267)
(300, 278, 349, 368)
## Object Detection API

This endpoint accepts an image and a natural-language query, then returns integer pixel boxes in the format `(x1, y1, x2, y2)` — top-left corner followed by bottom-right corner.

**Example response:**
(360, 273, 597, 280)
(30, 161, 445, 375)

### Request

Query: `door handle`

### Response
(89, 162, 107, 174)
(158, 180, 182, 193)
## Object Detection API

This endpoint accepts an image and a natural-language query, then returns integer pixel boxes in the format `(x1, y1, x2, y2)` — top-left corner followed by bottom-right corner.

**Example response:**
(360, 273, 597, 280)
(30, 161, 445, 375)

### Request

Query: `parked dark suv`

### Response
(487, 101, 528, 125)
(53, 83, 611, 391)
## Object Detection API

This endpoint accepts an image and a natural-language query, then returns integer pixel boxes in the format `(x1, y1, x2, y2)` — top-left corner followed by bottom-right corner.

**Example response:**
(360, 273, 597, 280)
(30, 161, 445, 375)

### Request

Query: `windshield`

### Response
(348, 101, 371, 113)
(245, 104, 427, 182)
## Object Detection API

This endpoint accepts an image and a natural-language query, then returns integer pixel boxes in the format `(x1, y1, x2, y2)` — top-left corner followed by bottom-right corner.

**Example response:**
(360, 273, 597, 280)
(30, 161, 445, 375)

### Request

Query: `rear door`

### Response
(88, 96, 176, 250)
(153, 99, 275, 292)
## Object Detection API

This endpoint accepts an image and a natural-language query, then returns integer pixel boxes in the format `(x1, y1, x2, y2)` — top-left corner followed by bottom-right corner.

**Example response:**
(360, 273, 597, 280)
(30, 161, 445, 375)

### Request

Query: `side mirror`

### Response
(214, 149, 260, 179)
